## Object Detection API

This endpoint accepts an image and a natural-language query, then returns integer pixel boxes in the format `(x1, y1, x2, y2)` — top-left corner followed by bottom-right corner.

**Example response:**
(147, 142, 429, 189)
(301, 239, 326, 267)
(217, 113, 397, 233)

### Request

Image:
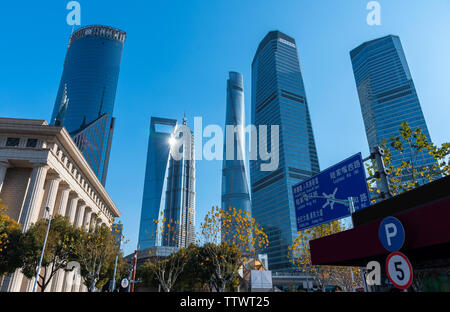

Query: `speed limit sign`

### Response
(386, 252, 413, 289)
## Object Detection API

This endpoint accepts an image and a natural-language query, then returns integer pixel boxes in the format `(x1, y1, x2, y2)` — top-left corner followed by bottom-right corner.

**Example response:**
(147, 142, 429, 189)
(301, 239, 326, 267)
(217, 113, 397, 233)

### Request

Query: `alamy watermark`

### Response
(169, 117, 279, 172)
(66, 1, 81, 26)
(366, 1, 381, 26)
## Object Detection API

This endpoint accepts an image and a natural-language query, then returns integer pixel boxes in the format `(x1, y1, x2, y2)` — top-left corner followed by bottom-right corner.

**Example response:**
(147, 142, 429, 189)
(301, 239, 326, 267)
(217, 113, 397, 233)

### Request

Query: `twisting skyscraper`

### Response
(250, 31, 320, 272)
(51, 25, 126, 185)
(138, 117, 196, 250)
(350, 35, 436, 179)
(221, 72, 251, 242)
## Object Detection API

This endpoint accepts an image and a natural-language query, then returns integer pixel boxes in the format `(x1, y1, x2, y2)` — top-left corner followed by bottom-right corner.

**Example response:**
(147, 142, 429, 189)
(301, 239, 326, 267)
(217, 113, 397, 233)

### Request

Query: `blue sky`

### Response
(1, 0, 449, 255)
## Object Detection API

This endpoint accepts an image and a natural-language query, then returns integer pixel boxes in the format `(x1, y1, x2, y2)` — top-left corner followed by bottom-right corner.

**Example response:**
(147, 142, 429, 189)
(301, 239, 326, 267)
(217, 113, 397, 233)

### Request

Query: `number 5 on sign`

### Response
(386, 252, 413, 289)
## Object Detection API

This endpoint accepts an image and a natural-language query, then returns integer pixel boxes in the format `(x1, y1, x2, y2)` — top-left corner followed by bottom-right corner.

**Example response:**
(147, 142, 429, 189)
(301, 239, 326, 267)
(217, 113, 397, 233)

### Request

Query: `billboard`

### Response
(292, 153, 370, 231)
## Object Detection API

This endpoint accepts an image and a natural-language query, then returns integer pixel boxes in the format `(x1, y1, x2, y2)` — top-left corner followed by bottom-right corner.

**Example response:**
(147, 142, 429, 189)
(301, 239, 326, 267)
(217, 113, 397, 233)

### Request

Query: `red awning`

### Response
(310, 196, 450, 266)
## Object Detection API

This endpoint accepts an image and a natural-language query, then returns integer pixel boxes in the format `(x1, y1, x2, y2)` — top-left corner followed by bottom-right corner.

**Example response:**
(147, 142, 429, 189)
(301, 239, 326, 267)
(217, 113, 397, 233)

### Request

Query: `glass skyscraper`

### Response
(250, 31, 320, 272)
(51, 25, 126, 185)
(138, 117, 196, 250)
(350, 35, 436, 178)
(221, 72, 251, 242)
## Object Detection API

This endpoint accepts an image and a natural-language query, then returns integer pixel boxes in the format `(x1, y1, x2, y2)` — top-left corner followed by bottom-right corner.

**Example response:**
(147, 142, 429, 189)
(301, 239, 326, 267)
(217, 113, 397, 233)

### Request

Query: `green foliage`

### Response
(72, 224, 118, 292)
(0, 201, 24, 276)
(366, 122, 449, 197)
(200, 242, 242, 292)
(288, 220, 363, 292)
(20, 215, 78, 291)
(173, 244, 212, 291)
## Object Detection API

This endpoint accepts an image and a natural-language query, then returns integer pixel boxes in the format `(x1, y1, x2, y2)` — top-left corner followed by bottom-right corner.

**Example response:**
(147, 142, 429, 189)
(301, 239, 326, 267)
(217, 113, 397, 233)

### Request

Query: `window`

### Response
(26, 138, 38, 148)
(6, 138, 20, 147)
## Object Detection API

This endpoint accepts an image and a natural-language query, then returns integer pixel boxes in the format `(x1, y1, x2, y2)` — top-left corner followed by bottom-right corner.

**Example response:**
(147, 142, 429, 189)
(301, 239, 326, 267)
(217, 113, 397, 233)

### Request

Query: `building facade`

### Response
(138, 117, 195, 250)
(221, 72, 251, 239)
(0, 118, 120, 292)
(50, 25, 126, 185)
(250, 31, 320, 272)
(350, 35, 436, 177)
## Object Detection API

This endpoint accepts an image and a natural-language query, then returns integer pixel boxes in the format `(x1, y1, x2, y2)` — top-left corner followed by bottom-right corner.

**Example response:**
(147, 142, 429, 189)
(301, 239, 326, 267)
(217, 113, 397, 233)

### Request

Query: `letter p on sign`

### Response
(385, 223, 397, 246)
(378, 217, 405, 252)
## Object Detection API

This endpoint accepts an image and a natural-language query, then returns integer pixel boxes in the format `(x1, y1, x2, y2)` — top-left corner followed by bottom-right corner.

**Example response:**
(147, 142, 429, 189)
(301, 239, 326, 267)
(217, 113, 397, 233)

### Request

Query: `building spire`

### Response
(54, 84, 69, 126)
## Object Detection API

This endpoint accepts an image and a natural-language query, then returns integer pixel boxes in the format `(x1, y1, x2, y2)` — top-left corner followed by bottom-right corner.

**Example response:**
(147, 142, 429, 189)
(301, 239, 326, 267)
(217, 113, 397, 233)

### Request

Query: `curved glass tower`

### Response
(250, 31, 320, 272)
(50, 25, 126, 185)
(221, 72, 251, 232)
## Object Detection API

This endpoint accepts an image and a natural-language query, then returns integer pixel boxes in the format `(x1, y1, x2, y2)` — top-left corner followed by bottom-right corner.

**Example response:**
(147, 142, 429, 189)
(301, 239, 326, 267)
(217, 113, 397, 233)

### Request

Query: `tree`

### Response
(72, 224, 117, 292)
(100, 249, 128, 292)
(0, 199, 24, 276)
(173, 244, 212, 292)
(136, 259, 159, 290)
(288, 220, 363, 292)
(21, 215, 78, 292)
(142, 217, 188, 292)
(367, 122, 449, 197)
(201, 242, 242, 292)
(198, 206, 269, 292)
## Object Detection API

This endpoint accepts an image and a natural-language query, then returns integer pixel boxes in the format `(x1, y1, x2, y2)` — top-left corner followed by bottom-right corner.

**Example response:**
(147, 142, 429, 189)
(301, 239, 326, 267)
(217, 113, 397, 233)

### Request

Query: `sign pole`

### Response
(32, 207, 52, 292)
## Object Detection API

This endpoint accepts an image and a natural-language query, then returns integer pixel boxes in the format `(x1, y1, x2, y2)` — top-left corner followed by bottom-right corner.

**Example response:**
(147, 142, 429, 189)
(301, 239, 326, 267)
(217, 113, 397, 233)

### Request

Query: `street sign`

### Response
(378, 216, 405, 252)
(292, 153, 370, 231)
(121, 278, 129, 288)
(386, 252, 413, 289)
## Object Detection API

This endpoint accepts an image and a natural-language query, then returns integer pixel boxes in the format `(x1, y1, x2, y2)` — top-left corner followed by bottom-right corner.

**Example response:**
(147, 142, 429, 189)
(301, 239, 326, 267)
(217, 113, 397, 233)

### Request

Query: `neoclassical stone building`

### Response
(0, 118, 121, 292)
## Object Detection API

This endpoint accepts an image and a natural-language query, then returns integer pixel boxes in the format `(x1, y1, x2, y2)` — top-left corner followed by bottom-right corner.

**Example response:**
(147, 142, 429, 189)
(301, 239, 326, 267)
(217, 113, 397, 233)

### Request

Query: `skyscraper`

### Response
(138, 117, 196, 250)
(222, 73, 251, 214)
(250, 31, 320, 272)
(221, 72, 251, 244)
(350, 35, 436, 178)
(51, 25, 126, 185)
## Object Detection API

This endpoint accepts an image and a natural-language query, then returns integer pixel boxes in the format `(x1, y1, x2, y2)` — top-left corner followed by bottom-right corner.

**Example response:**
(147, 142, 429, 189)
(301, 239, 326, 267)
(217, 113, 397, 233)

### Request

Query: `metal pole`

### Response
(372, 146, 392, 200)
(347, 197, 357, 292)
(347, 197, 355, 229)
(32, 207, 52, 292)
(127, 267, 132, 292)
(110, 251, 119, 292)
(130, 250, 137, 292)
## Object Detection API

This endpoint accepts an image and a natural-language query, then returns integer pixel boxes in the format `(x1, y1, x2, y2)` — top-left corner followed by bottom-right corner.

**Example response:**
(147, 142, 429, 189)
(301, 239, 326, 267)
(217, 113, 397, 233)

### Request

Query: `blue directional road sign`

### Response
(292, 153, 370, 232)
(378, 217, 405, 252)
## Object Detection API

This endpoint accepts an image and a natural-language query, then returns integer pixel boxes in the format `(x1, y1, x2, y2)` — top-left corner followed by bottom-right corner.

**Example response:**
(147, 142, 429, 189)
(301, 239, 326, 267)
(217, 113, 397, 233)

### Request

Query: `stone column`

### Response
(56, 186, 71, 216)
(83, 207, 93, 230)
(66, 195, 79, 225)
(63, 269, 75, 292)
(19, 163, 49, 232)
(42, 174, 61, 216)
(52, 269, 66, 292)
(0, 161, 10, 192)
(90, 213, 98, 231)
(75, 204, 86, 228)
(55, 192, 76, 292)
(2, 269, 23, 292)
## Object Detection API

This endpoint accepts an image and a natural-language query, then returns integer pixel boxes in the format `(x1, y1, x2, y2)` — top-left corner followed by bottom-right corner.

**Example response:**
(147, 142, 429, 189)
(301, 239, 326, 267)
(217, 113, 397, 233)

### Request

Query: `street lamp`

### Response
(32, 206, 52, 292)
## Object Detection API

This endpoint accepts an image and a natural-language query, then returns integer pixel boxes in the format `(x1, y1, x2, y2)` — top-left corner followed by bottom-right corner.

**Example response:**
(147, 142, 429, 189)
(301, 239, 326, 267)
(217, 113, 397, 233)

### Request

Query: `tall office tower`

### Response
(250, 31, 320, 272)
(221, 72, 251, 243)
(138, 117, 196, 250)
(50, 25, 126, 185)
(350, 35, 436, 180)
